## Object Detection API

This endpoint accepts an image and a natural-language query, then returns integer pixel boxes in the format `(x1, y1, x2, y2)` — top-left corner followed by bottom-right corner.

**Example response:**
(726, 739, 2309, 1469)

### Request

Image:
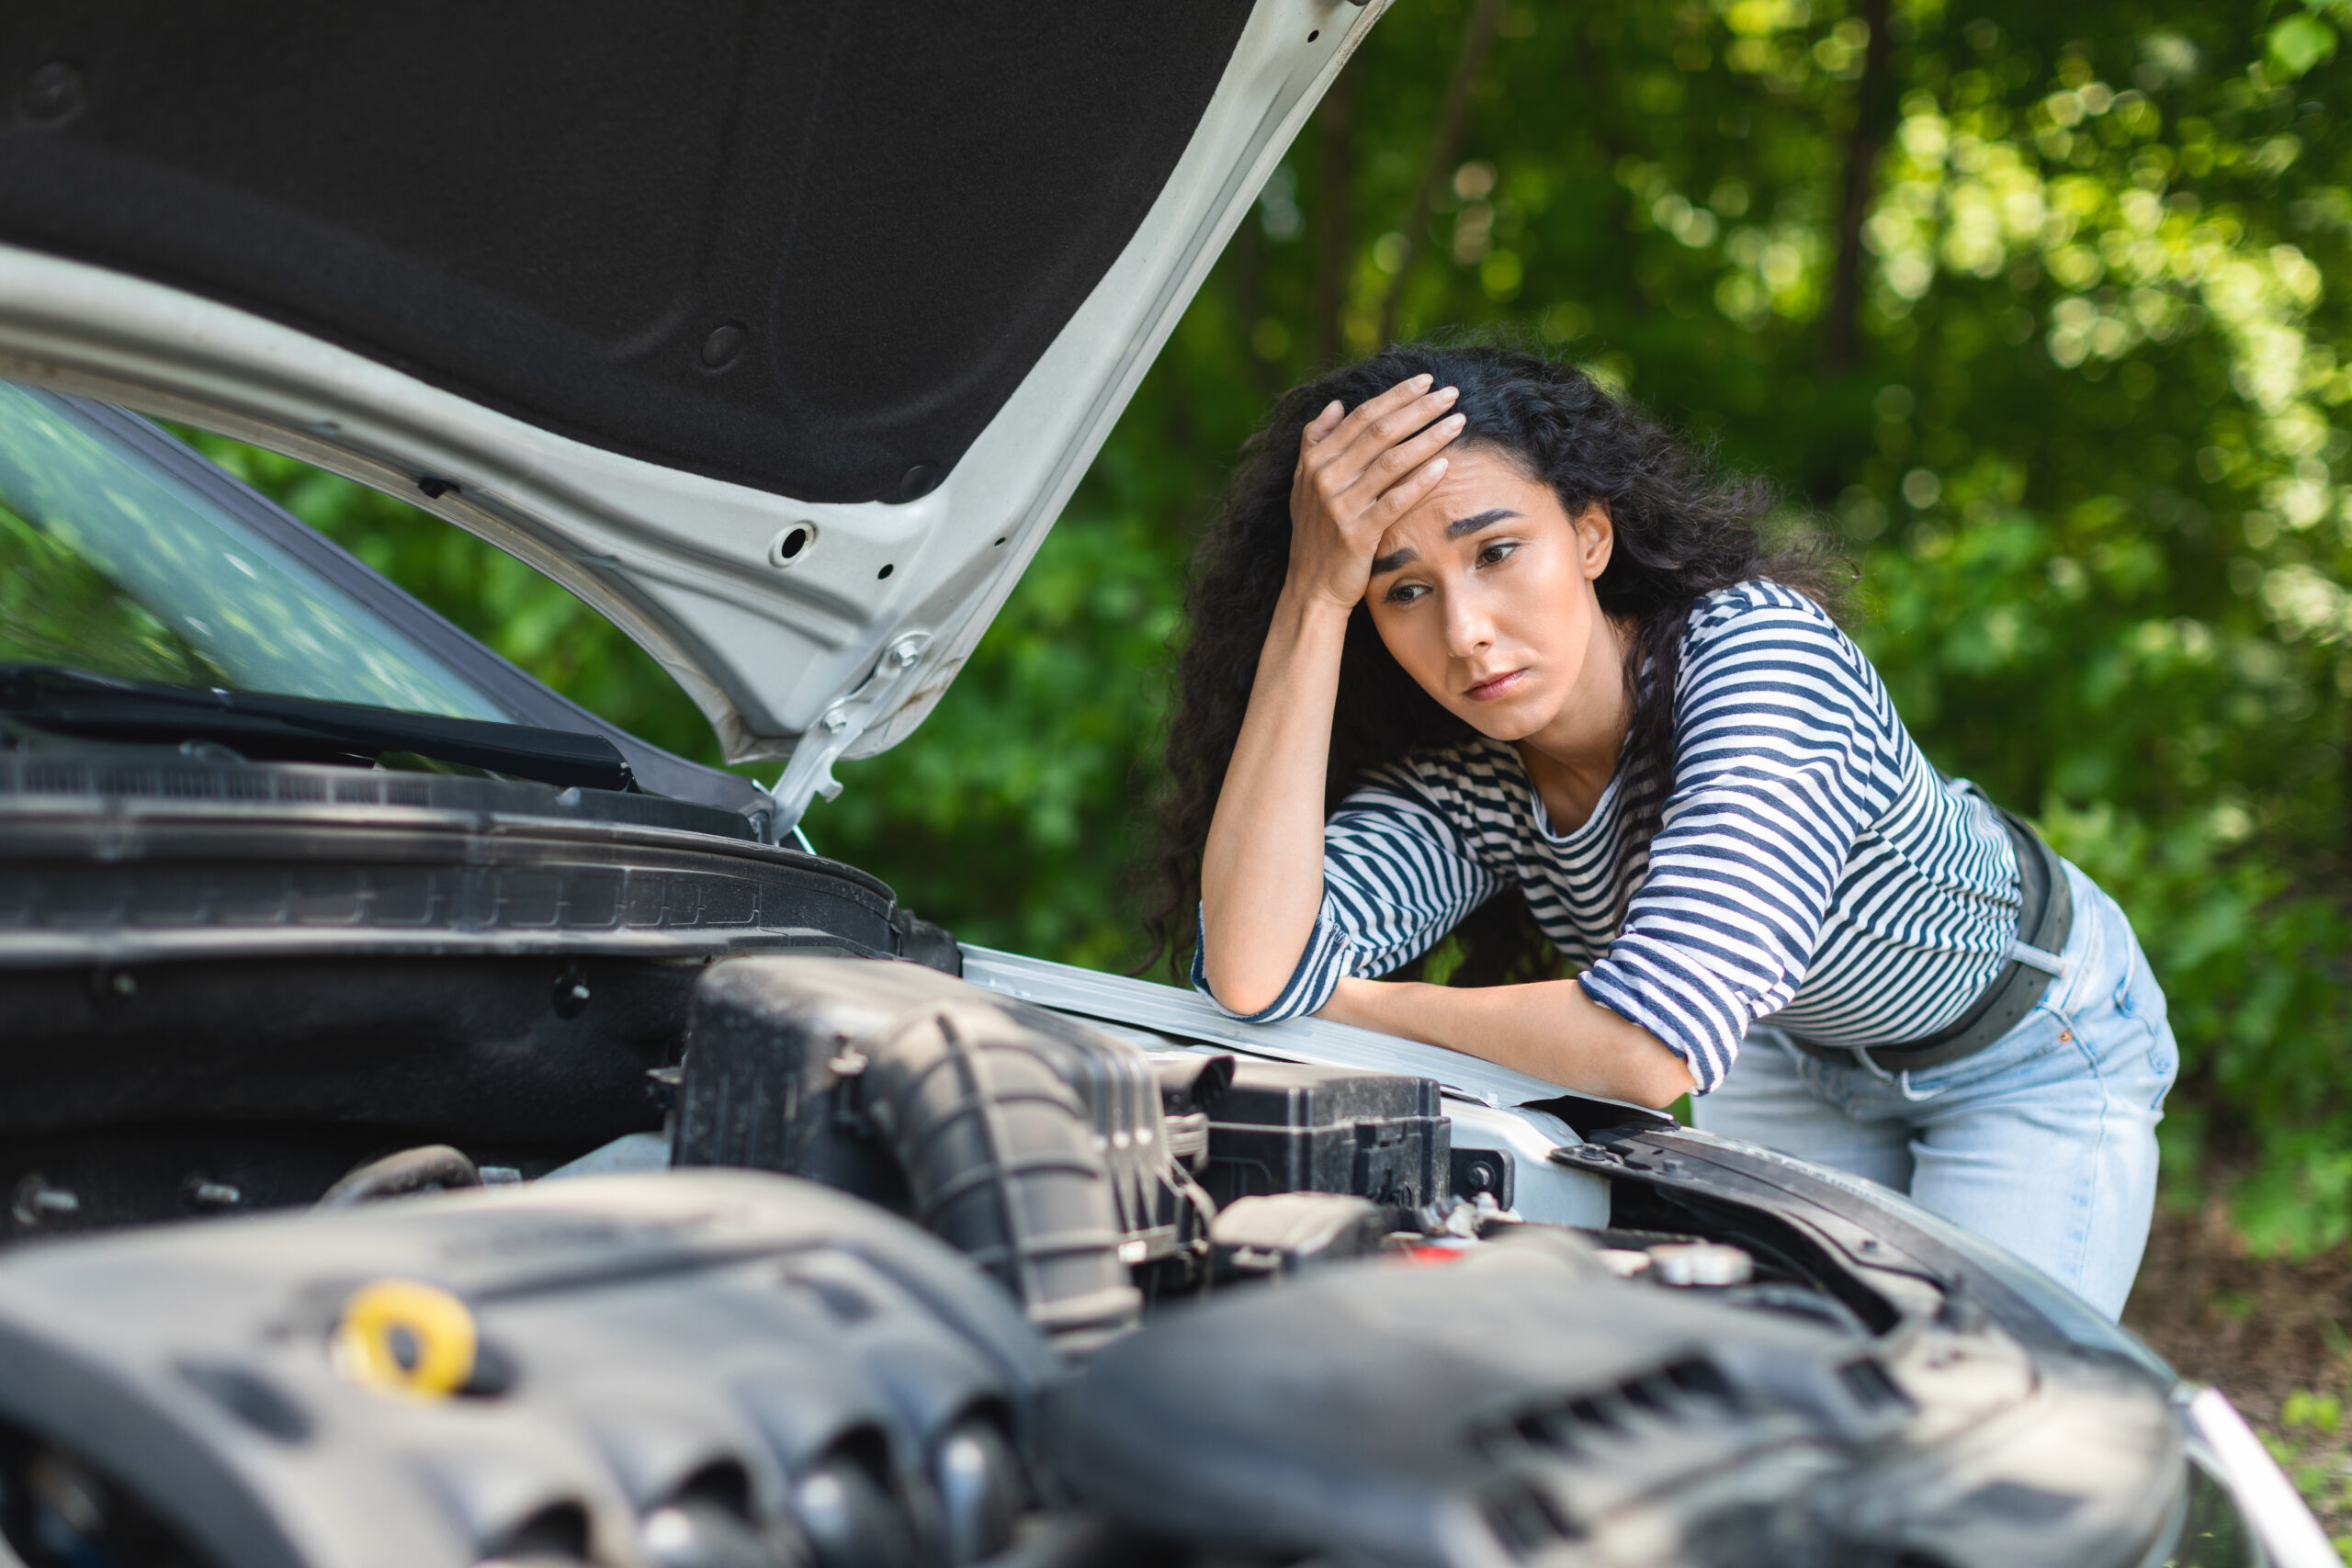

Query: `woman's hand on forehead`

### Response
(1283, 374, 1466, 614)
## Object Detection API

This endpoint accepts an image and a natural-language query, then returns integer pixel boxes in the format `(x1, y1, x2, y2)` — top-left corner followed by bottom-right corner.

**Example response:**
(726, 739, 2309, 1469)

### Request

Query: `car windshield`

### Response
(0, 379, 504, 721)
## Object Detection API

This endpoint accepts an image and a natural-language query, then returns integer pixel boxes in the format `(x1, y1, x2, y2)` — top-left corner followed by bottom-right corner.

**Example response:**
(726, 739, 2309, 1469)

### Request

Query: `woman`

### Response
(1153, 344, 2177, 1317)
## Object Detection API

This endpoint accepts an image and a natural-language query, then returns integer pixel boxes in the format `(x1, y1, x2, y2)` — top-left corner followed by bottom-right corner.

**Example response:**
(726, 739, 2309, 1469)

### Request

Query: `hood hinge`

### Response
(767, 631, 933, 830)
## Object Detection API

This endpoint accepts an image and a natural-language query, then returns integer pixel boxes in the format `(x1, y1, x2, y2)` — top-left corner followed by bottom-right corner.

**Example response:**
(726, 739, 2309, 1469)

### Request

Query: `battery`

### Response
(1197, 1060, 1450, 1211)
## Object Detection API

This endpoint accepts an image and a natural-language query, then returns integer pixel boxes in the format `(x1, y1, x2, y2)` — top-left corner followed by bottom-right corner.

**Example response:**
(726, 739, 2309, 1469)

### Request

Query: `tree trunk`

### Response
(1821, 0, 1896, 375)
(1314, 63, 1357, 368)
(1377, 0, 1507, 347)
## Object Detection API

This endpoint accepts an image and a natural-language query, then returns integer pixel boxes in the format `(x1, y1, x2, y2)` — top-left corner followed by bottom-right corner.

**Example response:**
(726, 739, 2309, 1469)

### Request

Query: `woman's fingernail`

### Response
(1415, 373, 1434, 388)
(1430, 457, 1449, 474)
(1439, 385, 1459, 400)
(1445, 412, 1465, 427)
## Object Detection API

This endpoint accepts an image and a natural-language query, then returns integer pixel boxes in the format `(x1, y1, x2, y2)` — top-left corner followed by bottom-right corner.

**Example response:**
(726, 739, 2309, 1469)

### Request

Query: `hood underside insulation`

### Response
(0, 1, 1253, 504)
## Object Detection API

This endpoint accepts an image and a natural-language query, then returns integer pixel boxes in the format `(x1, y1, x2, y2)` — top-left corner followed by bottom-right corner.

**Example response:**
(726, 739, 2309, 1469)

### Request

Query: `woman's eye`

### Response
(1385, 582, 1428, 605)
(1478, 541, 1520, 567)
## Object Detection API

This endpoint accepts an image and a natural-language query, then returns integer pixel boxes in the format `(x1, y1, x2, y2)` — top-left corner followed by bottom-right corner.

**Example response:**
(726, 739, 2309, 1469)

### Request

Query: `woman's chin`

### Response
(1450, 698, 1553, 743)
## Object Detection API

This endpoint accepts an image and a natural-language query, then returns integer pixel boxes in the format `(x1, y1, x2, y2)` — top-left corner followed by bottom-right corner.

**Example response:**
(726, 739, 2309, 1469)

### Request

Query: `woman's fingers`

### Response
(1337, 373, 1436, 439)
(1283, 374, 1463, 609)
(1314, 382, 1461, 498)
(1305, 375, 1432, 471)
(1329, 404, 1465, 523)
(1328, 376, 1442, 462)
(1372, 452, 1451, 520)
(1371, 408, 1466, 485)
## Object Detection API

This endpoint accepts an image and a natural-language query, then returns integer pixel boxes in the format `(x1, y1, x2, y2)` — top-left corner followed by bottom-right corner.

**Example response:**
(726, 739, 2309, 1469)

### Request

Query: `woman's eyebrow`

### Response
(1370, 508, 1525, 576)
(1448, 507, 1521, 538)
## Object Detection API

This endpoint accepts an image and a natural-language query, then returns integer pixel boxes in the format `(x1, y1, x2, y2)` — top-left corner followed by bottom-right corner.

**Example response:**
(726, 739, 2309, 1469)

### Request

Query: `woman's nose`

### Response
(1443, 594, 1493, 656)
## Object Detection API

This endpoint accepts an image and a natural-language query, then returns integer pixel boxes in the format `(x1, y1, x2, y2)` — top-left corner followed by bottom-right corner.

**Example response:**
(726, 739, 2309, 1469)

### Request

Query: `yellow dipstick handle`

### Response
(332, 1279, 478, 1399)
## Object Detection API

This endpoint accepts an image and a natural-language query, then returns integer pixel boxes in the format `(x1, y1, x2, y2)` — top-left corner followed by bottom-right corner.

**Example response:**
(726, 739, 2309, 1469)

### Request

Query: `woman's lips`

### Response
(1464, 668, 1527, 702)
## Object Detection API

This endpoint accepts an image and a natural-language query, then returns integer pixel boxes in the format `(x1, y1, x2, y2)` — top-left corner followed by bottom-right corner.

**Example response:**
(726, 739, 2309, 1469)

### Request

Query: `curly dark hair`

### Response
(1143, 341, 1844, 988)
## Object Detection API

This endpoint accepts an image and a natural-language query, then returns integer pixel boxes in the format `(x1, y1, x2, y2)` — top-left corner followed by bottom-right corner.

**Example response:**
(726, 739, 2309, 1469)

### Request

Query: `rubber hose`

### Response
(857, 1002, 1141, 1350)
(317, 1145, 481, 1207)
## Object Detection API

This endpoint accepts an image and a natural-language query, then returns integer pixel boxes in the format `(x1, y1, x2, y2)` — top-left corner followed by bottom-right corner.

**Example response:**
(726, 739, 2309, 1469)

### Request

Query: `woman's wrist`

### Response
(1319, 975, 1417, 1030)
(1272, 574, 1365, 629)
(1248, 581, 1356, 690)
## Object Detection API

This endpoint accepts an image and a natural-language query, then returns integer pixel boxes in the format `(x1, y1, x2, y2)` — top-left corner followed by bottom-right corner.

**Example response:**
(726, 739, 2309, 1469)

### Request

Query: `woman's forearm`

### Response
(1198, 374, 1464, 1016)
(1198, 589, 1354, 1013)
(1317, 975, 1696, 1107)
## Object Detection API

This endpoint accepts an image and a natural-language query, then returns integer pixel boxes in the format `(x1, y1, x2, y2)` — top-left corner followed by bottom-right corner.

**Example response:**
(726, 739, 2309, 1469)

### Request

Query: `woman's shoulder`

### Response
(1683, 578, 1841, 642)
(1674, 579, 1899, 755)
(1679, 579, 1867, 677)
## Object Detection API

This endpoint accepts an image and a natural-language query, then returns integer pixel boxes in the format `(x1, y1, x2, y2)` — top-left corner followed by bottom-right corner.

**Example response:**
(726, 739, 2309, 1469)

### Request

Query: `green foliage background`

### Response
(188, 0, 2352, 1252)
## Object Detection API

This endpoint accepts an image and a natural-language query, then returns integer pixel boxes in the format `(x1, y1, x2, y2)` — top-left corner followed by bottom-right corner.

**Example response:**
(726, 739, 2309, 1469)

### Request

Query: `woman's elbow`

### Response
(1624, 1051, 1697, 1110)
(1200, 954, 1283, 1020)
(1208, 979, 1281, 1019)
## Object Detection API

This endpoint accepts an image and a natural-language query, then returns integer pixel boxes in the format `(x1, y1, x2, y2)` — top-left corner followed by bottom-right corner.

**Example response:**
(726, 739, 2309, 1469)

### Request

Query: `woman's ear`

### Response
(1575, 502, 1615, 580)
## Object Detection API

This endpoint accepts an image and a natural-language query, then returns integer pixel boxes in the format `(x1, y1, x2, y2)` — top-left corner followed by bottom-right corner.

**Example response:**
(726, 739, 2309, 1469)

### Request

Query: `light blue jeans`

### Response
(1693, 860, 2178, 1320)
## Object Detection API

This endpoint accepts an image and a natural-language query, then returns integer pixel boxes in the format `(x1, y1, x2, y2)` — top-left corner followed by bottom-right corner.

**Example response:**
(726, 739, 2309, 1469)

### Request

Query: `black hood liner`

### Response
(0, 2, 1254, 504)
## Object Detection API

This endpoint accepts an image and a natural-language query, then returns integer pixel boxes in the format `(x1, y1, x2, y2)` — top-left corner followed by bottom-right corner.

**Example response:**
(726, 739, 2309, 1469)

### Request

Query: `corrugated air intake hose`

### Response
(854, 1001, 1141, 1349)
(672, 957, 1193, 1351)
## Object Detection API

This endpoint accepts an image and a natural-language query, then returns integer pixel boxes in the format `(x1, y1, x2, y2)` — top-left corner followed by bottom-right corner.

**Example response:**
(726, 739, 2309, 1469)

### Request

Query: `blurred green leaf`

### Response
(2269, 13, 2337, 81)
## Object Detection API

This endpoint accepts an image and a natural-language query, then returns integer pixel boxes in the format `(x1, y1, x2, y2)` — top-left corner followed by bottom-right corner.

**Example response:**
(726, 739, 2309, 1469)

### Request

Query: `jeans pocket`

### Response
(2111, 929, 2156, 1020)
(2108, 925, 2177, 1091)
(2052, 877, 2114, 1019)
(2139, 993, 2178, 1092)
(2071, 965, 2177, 1110)
(2148, 1023, 2177, 1099)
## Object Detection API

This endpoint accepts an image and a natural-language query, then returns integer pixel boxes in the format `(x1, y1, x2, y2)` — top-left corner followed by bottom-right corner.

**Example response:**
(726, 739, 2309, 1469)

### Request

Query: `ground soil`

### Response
(2124, 1199, 2352, 1544)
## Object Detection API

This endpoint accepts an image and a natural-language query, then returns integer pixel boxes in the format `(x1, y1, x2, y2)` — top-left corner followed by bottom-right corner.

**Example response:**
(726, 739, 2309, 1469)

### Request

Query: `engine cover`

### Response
(0, 1171, 1056, 1568)
(1044, 1240, 2187, 1568)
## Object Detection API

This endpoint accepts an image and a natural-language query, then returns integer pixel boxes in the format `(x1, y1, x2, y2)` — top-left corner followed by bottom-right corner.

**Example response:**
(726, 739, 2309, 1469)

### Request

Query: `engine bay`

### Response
(0, 75, 2306, 1558)
(0, 921, 2207, 1568)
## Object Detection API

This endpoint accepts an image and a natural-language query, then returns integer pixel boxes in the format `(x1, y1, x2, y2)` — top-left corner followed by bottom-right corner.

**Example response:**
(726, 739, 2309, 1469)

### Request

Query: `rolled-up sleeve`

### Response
(1577, 602, 1898, 1092)
(1193, 776, 1501, 1022)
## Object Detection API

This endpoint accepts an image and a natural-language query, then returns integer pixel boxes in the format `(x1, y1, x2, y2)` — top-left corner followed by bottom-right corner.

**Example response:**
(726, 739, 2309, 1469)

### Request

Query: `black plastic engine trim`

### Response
(0, 953, 706, 1148)
(0, 768, 896, 970)
(1576, 1125, 2177, 1376)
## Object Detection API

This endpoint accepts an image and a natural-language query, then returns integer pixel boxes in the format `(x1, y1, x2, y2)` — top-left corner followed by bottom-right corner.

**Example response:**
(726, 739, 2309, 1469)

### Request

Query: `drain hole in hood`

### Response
(768, 525, 818, 568)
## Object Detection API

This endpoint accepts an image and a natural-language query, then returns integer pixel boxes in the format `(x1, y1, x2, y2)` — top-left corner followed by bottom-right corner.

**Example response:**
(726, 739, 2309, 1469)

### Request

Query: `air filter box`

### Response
(1194, 1061, 1449, 1211)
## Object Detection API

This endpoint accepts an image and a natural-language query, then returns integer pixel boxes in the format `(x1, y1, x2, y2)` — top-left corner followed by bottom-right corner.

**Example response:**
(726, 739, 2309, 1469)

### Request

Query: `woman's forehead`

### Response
(1376, 448, 1568, 554)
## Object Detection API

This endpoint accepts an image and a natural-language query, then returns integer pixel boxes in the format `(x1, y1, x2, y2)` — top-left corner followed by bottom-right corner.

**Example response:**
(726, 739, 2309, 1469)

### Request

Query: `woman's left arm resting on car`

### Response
(1319, 971, 1697, 1107)
(1306, 605, 1894, 1110)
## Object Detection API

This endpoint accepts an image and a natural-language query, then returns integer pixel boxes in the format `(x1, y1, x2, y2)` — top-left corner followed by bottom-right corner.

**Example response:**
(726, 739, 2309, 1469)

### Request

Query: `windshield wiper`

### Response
(0, 664, 636, 793)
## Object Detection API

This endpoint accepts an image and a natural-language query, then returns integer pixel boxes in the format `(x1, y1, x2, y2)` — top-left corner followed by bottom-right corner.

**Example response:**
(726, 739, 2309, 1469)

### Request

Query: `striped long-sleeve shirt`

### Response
(1193, 581, 2023, 1094)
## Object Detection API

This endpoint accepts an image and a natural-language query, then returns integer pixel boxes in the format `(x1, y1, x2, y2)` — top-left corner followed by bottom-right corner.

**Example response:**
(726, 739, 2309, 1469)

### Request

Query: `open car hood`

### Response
(0, 1, 1385, 821)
